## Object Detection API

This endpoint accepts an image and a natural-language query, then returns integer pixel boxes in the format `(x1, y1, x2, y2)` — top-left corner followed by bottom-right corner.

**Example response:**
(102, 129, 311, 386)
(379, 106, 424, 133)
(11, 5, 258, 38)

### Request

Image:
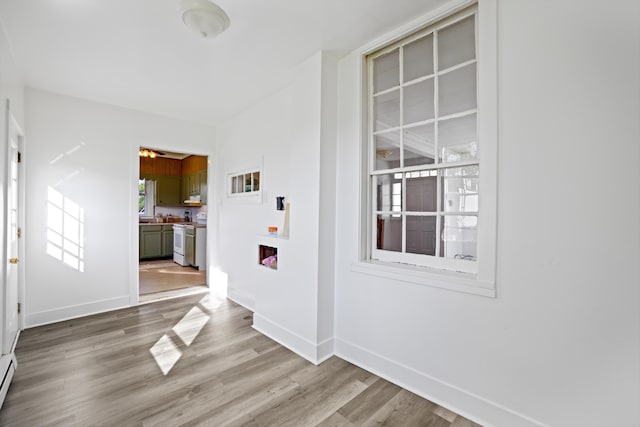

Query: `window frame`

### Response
(138, 179, 155, 217)
(353, 0, 497, 297)
(227, 168, 262, 198)
(368, 7, 480, 274)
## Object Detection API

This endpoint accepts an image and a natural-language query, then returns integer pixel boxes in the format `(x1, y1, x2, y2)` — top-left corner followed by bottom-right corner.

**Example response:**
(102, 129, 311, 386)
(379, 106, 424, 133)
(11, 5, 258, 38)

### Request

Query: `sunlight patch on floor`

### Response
(149, 334, 182, 375)
(172, 306, 210, 347)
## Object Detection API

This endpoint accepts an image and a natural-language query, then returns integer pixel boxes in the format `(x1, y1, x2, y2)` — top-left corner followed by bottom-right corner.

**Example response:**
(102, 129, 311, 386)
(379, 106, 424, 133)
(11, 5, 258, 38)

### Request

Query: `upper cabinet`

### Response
(140, 154, 208, 207)
(181, 155, 208, 205)
(156, 175, 182, 206)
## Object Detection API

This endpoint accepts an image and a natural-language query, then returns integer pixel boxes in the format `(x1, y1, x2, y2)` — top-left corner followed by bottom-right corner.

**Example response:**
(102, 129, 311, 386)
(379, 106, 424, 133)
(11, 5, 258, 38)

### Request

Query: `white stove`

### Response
(173, 224, 188, 266)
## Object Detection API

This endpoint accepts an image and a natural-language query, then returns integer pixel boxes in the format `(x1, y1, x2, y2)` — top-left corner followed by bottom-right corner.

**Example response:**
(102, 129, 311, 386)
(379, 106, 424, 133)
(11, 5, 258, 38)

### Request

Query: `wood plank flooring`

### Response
(139, 260, 206, 295)
(0, 294, 481, 427)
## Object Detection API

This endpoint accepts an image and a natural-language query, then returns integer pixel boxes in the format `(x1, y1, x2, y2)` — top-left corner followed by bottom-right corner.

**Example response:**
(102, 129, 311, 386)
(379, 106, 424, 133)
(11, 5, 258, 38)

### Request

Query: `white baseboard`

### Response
(226, 291, 255, 312)
(335, 338, 546, 427)
(252, 313, 334, 365)
(25, 296, 131, 328)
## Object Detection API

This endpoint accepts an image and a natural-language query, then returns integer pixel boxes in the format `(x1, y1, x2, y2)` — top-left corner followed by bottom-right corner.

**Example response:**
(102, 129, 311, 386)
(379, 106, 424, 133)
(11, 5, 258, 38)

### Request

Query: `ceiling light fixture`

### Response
(180, 0, 230, 39)
(139, 148, 158, 158)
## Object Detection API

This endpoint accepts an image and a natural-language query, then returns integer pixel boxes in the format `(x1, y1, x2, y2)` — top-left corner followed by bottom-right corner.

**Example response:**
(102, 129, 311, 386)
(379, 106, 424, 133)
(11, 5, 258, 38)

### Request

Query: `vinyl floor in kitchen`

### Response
(139, 259, 206, 295)
(0, 293, 482, 426)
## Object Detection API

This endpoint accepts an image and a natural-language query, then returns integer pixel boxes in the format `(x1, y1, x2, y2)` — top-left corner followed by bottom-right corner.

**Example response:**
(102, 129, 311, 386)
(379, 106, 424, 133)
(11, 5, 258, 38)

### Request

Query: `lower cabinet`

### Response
(185, 228, 195, 266)
(140, 224, 174, 259)
(184, 226, 206, 269)
(161, 225, 174, 257)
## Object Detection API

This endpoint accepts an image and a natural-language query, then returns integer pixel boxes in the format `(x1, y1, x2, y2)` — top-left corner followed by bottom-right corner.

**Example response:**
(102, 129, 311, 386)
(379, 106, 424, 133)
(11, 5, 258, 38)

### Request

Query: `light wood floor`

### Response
(139, 259, 207, 295)
(0, 294, 481, 427)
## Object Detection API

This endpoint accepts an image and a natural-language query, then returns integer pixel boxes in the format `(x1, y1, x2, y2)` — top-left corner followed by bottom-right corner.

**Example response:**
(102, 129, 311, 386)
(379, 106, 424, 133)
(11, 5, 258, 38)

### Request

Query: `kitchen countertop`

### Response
(139, 221, 206, 228)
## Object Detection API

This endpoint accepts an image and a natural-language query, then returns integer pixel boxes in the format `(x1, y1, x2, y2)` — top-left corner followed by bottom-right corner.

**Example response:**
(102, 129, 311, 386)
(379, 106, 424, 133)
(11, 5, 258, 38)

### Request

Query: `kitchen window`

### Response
(139, 179, 155, 216)
(356, 1, 498, 296)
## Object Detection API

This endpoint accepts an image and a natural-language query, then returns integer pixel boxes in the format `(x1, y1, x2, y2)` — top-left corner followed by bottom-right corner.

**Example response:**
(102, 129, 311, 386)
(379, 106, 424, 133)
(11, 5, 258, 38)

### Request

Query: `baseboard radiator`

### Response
(0, 354, 17, 410)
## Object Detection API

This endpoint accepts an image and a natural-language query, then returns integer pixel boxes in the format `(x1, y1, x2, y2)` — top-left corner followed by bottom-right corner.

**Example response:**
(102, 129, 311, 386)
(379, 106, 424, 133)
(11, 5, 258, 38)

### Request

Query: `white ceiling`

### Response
(0, 0, 446, 125)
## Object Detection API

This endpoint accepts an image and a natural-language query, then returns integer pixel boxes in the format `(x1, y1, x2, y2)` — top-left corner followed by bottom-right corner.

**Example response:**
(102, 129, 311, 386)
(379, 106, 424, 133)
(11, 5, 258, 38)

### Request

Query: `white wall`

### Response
(214, 52, 337, 363)
(334, 1, 639, 427)
(24, 88, 215, 326)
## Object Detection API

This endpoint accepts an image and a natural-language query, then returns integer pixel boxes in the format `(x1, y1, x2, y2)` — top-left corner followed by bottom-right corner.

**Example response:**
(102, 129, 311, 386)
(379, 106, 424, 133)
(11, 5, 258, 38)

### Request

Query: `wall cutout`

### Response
(228, 169, 260, 197)
(259, 245, 277, 270)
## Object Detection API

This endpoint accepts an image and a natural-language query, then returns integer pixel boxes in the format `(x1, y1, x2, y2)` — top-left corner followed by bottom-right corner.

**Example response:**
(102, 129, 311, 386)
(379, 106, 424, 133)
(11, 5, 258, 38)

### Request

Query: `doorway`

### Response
(3, 102, 23, 354)
(137, 148, 209, 303)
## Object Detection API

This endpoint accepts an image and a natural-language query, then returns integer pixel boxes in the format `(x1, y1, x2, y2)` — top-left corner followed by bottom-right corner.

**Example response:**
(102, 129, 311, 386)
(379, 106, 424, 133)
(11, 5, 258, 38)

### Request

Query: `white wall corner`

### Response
(253, 313, 335, 365)
(226, 291, 255, 313)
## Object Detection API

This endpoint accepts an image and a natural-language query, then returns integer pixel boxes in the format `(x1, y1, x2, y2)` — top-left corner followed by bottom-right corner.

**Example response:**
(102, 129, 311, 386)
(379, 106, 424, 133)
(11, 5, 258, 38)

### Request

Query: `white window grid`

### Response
(367, 7, 479, 274)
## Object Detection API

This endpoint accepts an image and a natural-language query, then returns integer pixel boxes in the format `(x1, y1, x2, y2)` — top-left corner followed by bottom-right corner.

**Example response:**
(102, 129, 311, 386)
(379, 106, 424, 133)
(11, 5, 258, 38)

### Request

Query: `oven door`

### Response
(173, 225, 185, 255)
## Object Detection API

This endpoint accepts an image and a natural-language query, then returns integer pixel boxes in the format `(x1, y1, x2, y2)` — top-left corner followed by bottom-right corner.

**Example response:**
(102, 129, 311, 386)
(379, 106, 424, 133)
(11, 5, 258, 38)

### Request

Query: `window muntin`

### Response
(368, 7, 479, 274)
(228, 169, 261, 197)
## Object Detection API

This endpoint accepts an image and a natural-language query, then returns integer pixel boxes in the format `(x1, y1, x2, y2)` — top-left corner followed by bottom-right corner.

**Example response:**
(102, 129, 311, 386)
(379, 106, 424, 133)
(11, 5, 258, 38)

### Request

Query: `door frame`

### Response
(129, 145, 212, 306)
(3, 100, 25, 341)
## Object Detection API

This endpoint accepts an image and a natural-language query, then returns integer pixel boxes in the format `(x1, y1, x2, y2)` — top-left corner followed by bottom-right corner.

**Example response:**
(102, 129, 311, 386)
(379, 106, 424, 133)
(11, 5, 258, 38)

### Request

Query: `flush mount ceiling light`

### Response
(180, 0, 230, 38)
(139, 148, 165, 158)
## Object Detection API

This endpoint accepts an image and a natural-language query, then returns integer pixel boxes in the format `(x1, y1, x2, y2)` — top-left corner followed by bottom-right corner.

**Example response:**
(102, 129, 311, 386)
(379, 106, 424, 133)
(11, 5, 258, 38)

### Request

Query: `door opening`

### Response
(137, 149, 209, 304)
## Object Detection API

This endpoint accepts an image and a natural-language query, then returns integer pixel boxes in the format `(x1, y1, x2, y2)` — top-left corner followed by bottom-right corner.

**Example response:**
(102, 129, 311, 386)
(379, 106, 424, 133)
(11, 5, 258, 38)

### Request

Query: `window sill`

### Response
(350, 260, 496, 298)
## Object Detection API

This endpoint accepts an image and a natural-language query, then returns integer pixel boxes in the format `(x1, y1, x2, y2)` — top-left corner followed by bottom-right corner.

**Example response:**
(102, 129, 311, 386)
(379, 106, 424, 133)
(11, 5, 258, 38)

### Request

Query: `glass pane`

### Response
(439, 113, 477, 163)
(231, 176, 238, 193)
(438, 63, 476, 117)
(403, 78, 434, 125)
(373, 49, 399, 93)
(406, 171, 437, 212)
(376, 214, 402, 252)
(406, 216, 437, 255)
(441, 166, 479, 213)
(440, 215, 477, 261)
(404, 124, 435, 167)
(438, 15, 476, 70)
(376, 173, 403, 213)
(403, 34, 434, 82)
(374, 89, 400, 131)
(374, 131, 401, 170)
(252, 172, 260, 191)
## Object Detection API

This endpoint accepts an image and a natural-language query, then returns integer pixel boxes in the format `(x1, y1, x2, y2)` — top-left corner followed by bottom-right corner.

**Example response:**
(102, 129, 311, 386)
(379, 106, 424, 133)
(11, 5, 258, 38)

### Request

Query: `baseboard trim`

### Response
(226, 291, 255, 313)
(25, 296, 131, 328)
(335, 338, 546, 427)
(252, 314, 334, 365)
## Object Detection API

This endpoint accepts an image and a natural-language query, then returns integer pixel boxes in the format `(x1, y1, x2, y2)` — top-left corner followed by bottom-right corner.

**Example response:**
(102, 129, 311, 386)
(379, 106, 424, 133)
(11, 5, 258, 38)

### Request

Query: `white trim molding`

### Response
(25, 295, 130, 328)
(335, 338, 547, 427)
(253, 314, 334, 365)
(356, 0, 498, 297)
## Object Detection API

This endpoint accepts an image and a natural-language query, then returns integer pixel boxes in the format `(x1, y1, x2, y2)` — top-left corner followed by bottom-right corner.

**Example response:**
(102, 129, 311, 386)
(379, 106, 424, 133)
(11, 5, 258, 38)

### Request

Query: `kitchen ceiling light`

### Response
(139, 148, 158, 158)
(180, 0, 230, 39)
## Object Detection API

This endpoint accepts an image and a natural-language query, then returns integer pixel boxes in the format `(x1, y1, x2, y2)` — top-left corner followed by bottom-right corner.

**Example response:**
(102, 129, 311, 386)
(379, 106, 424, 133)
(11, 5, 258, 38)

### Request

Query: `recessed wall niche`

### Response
(259, 245, 277, 270)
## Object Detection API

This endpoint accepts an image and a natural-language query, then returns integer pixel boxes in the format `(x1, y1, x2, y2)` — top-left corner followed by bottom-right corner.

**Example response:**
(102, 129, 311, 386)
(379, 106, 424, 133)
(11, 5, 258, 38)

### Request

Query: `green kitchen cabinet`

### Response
(156, 175, 182, 206)
(189, 173, 200, 196)
(139, 225, 163, 259)
(161, 225, 174, 257)
(181, 176, 190, 204)
(185, 227, 195, 266)
(199, 170, 207, 205)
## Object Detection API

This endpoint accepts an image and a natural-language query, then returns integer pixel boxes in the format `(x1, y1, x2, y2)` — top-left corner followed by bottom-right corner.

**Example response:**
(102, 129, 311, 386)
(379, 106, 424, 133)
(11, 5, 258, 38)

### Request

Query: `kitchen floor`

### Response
(139, 259, 206, 298)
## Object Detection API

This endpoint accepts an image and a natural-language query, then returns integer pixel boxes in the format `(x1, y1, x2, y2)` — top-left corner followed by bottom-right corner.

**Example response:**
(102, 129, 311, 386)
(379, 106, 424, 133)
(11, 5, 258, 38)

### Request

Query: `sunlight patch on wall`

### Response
(209, 267, 228, 298)
(46, 186, 85, 272)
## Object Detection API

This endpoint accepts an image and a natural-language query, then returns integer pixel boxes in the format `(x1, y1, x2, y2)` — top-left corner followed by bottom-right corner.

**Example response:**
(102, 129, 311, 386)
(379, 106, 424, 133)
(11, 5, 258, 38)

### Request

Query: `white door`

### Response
(4, 106, 21, 354)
